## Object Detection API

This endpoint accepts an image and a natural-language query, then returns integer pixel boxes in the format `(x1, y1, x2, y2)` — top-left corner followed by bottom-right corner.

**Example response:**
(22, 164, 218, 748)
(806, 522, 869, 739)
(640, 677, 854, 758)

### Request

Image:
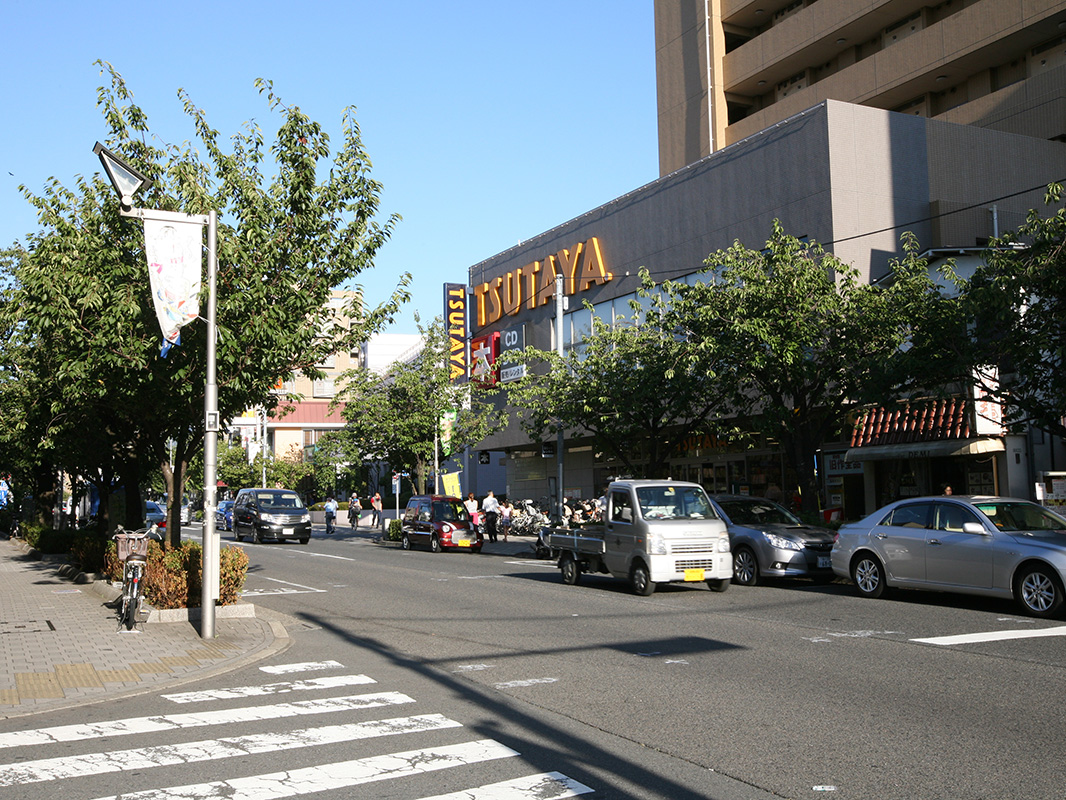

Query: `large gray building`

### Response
(465, 4, 1066, 517)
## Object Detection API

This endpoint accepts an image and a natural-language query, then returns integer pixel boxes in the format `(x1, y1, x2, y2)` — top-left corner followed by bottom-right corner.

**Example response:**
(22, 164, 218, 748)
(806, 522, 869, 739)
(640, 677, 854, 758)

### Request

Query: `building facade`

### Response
(655, 0, 1066, 174)
(466, 99, 1066, 515)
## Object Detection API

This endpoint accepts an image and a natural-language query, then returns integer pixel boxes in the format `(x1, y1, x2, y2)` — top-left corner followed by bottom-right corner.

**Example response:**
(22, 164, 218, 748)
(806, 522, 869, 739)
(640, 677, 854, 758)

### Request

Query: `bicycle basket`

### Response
(115, 533, 150, 562)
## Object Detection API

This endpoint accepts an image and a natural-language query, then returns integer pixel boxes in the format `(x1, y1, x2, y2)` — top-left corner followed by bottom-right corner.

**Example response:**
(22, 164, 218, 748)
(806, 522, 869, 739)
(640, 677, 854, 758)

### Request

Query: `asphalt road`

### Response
(6, 525, 1065, 799)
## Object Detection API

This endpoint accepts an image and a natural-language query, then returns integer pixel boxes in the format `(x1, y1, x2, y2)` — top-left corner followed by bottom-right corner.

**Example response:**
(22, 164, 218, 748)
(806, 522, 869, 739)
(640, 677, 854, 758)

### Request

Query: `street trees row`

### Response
(0, 63, 406, 542)
(507, 201, 1066, 514)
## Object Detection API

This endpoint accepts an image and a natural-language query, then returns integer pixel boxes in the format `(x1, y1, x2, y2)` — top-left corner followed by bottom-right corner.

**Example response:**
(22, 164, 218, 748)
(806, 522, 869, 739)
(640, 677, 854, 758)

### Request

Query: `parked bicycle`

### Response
(113, 525, 160, 631)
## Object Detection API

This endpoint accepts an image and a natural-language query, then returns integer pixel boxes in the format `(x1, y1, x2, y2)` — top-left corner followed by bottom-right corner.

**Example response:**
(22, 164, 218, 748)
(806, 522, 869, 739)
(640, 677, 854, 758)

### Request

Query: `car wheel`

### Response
(630, 561, 655, 596)
(401, 532, 411, 551)
(254, 528, 263, 544)
(430, 535, 442, 553)
(732, 546, 759, 586)
(707, 578, 730, 592)
(852, 553, 886, 599)
(560, 553, 580, 585)
(1014, 564, 1064, 618)
(234, 530, 243, 543)
(299, 537, 309, 545)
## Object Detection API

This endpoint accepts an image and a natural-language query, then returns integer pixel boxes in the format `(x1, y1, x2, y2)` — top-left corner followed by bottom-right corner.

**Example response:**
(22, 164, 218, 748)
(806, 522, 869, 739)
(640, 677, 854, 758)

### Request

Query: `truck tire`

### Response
(630, 562, 655, 596)
(706, 578, 730, 592)
(560, 553, 580, 585)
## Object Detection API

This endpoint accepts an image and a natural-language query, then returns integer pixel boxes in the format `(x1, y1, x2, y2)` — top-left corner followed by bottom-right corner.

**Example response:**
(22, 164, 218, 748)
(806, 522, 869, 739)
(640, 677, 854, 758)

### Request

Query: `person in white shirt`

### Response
(481, 490, 500, 543)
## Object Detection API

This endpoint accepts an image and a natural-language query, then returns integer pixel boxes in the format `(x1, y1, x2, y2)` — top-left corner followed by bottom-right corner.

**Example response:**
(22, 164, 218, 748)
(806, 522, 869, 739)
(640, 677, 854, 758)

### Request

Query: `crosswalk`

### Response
(0, 660, 595, 799)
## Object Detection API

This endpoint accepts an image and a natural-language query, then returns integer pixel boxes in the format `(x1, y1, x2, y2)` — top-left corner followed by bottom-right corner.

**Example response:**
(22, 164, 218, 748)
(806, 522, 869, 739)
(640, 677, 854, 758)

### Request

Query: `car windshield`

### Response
(719, 498, 799, 525)
(256, 492, 305, 511)
(636, 486, 718, 520)
(974, 501, 1066, 532)
(433, 500, 469, 522)
(146, 502, 161, 513)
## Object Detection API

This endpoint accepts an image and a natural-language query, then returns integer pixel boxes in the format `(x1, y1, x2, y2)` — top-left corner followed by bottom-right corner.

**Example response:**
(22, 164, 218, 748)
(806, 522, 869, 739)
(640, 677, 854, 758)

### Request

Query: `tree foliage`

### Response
(660, 222, 953, 512)
(960, 184, 1066, 439)
(505, 299, 728, 479)
(335, 317, 505, 494)
(0, 62, 407, 540)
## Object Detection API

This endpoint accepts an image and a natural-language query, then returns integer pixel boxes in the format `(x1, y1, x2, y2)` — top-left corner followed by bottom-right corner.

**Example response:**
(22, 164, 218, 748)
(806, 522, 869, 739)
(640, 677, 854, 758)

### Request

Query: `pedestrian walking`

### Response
(482, 490, 499, 543)
(324, 496, 338, 535)
(350, 494, 362, 529)
(371, 492, 382, 527)
(464, 492, 480, 527)
(500, 499, 512, 542)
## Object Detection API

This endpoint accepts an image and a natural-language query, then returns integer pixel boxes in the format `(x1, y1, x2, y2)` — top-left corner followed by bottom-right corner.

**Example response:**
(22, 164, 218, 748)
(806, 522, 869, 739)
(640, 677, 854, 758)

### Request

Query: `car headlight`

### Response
(441, 523, 454, 534)
(764, 533, 803, 551)
(300, 513, 311, 523)
(648, 532, 668, 555)
(260, 513, 279, 524)
(717, 535, 731, 553)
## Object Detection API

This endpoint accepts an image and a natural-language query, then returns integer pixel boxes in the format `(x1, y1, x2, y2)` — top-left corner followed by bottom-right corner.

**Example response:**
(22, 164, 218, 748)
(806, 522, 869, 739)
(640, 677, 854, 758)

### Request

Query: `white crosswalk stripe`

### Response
(0, 659, 596, 799)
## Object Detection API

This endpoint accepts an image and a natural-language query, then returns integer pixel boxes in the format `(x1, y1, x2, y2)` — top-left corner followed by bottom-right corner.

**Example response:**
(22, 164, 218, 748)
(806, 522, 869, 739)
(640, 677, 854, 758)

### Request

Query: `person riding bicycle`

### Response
(324, 496, 338, 535)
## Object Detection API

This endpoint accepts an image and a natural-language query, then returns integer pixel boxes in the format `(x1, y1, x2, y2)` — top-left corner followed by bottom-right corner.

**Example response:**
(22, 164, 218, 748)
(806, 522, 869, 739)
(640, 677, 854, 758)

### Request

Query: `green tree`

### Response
(335, 317, 505, 494)
(662, 222, 949, 514)
(1, 62, 407, 542)
(506, 300, 728, 479)
(960, 184, 1066, 439)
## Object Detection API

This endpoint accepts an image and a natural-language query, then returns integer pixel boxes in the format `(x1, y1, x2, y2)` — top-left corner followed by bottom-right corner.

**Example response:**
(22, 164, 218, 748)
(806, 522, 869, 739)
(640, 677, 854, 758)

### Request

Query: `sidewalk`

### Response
(0, 530, 537, 719)
(0, 535, 290, 720)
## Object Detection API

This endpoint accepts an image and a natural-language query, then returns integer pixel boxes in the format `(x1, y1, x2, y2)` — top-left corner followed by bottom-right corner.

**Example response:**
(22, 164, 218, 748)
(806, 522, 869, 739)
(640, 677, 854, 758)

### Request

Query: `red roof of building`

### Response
(269, 400, 346, 427)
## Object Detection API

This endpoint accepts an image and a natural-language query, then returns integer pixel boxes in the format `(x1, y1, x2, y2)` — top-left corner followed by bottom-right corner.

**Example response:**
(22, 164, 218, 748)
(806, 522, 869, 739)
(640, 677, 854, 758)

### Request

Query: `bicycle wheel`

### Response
(123, 568, 141, 631)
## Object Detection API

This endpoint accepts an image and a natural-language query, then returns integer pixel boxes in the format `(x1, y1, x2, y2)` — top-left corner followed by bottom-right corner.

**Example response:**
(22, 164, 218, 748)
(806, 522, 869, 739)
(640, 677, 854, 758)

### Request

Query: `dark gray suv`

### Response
(233, 488, 312, 544)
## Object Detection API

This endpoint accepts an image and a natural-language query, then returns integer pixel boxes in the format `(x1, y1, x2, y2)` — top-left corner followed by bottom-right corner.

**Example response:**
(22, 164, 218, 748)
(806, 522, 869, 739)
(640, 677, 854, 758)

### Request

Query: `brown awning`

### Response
(845, 438, 1004, 462)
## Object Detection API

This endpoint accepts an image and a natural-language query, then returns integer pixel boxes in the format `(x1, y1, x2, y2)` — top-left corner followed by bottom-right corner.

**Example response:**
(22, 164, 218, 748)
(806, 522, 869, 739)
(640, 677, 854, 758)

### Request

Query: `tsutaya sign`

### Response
(444, 283, 468, 382)
(473, 236, 612, 330)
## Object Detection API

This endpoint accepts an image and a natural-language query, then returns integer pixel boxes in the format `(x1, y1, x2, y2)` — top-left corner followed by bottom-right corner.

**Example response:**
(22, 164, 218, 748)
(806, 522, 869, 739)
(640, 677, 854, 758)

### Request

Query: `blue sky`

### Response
(1, 1, 658, 335)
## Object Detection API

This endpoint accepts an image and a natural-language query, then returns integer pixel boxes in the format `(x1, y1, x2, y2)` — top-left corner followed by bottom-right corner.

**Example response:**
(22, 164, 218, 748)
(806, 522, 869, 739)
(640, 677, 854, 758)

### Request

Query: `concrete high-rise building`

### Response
(655, 0, 1066, 175)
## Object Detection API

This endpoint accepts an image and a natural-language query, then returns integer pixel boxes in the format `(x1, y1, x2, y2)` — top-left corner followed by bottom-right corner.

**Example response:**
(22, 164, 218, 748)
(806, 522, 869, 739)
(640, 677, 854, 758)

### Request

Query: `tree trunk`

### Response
(32, 460, 58, 528)
(119, 456, 144, 532)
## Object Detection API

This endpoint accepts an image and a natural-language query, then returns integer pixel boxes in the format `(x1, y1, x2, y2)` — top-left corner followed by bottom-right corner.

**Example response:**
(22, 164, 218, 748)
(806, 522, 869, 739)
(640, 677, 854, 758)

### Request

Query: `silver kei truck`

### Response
(548, 479, 733, 596)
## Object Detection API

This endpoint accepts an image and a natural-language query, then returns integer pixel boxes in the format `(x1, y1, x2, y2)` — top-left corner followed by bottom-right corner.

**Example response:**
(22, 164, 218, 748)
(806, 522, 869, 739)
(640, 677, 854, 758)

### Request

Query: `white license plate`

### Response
(818, 556, 832, 568)
(283, 528, 294, 536)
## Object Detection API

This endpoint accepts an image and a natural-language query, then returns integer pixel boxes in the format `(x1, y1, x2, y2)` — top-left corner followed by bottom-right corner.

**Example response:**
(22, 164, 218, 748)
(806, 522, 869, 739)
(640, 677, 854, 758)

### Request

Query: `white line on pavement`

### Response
(0, 715, 462, 786)
(0, 692, 415, 750)
(161, 674, 375, 703)
(910, 625, 1066, 646)
(494, 678, 558, 689)
(88, 739, 520, 800)
(416, 771, 594, 800)
(260, 661, 344, 675)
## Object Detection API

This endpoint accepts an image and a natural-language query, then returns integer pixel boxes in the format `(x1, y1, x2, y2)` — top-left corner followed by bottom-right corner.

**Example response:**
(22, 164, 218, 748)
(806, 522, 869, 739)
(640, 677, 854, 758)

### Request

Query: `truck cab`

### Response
(550, 479, 732, 595)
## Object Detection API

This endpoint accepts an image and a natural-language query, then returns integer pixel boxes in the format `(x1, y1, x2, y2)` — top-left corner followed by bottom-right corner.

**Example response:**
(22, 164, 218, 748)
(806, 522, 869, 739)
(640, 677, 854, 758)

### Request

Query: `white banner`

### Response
(144, 217, 202, 347)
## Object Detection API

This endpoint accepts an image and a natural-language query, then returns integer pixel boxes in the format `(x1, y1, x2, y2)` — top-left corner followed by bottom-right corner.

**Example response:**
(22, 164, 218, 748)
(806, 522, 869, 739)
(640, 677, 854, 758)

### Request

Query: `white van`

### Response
(549, 479, 733, 595)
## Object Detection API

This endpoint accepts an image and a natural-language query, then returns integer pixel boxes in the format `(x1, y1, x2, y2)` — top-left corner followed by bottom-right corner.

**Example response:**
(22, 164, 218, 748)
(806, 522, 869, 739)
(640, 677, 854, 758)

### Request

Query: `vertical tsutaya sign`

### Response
(473, 236, 612, 331)
(471, 331, 500, 386)
(444, 283, 467, 382)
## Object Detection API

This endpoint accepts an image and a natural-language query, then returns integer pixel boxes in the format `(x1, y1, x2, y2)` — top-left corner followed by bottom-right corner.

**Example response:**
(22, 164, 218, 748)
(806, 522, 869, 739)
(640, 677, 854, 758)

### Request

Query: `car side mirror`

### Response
(962, 522, 988, 535)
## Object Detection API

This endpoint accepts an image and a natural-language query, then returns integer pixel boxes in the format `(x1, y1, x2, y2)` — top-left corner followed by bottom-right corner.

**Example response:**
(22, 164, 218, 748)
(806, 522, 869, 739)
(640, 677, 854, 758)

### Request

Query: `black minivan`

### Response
(401, 495, 482, 553)
(233, 488, 312, 544)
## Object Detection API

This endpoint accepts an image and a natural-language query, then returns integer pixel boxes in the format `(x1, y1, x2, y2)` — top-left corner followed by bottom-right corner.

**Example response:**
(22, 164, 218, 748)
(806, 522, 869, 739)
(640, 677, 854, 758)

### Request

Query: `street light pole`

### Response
(93, 143, 220, 639)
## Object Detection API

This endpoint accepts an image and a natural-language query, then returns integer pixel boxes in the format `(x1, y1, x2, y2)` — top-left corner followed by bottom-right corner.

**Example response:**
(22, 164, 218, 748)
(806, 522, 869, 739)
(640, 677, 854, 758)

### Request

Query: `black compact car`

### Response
(232, 488, 312, 544)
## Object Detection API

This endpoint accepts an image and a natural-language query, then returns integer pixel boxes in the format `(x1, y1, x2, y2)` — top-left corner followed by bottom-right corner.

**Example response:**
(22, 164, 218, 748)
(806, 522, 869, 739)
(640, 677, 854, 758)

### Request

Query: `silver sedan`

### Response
(831, 495, 1066, 618)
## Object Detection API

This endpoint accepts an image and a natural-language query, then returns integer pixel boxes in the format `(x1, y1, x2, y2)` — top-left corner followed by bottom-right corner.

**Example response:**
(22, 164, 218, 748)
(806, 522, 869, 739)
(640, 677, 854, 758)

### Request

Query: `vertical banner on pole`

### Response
(444, 283, 468, 383)
(144, 217, 203, 354)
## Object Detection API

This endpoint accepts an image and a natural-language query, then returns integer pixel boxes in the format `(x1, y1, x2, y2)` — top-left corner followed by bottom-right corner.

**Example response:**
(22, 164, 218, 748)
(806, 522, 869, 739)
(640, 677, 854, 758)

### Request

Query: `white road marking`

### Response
(258, 576, 326, 591)
(0, 714, 461, 786)
(494, 678, 558, 689)
(161, 674, 375, 703)
(0, 692, 415, 750)
(505, 560, 557, 568)
(417, 771, 594, 799)
(88, 739, 519, 800)
(911, 625, 1066, 646)
(260, 660, 344, 675)
(454, 664, 495, 672)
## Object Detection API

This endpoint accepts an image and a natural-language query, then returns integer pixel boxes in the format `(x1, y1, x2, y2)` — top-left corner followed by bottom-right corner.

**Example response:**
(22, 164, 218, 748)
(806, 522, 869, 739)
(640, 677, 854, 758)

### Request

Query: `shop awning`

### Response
(845, 438, 1004, 462)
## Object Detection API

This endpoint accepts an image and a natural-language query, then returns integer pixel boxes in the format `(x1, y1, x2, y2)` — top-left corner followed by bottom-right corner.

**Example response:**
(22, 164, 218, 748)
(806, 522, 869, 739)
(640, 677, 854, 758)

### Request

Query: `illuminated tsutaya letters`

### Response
(473, 236, 611, 329)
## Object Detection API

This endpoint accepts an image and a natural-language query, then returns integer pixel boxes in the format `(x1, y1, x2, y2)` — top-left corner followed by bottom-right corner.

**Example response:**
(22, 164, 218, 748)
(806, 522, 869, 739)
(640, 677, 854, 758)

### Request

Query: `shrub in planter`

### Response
(70, 529, 111, 574)
(387, 518, 402, 541)
(105, 538, 249, 609)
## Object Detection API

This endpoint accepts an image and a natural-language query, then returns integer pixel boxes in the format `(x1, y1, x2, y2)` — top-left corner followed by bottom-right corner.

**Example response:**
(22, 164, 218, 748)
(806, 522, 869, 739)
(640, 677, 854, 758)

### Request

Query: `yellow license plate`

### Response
(457, 540, 471, 547)
(684, 568, 705, 581)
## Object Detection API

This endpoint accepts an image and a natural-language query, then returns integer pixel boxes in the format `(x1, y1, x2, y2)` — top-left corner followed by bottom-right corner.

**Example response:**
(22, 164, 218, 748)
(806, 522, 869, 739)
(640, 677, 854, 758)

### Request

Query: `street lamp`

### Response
(93, 142, 221, 640)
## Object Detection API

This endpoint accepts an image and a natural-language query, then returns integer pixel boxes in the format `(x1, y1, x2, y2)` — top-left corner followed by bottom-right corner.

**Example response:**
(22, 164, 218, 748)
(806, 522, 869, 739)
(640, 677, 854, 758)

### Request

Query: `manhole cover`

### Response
(0, 620, 56, 635)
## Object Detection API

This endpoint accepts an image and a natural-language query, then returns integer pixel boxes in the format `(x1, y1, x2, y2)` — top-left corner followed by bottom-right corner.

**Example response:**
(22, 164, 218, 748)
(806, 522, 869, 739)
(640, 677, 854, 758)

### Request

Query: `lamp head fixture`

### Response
(92, 142, 152, 208)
